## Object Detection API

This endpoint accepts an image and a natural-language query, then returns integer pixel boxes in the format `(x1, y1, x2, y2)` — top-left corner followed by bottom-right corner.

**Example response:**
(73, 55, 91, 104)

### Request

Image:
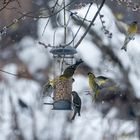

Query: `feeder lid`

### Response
(50, 46, 77, 55)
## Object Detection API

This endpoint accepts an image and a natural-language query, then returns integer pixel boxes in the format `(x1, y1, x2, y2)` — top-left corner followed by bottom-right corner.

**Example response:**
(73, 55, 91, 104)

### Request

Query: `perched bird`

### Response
(87, 72, 117, 101)
(42, 80, 54, 97)
(60, 59, 83, 79)
(121, 21, 138, 51)
(71, 91, 81, 120)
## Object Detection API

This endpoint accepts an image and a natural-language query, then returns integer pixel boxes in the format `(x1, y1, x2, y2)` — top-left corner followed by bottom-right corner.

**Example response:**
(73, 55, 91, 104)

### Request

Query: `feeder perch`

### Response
(50, 46, 77, 110)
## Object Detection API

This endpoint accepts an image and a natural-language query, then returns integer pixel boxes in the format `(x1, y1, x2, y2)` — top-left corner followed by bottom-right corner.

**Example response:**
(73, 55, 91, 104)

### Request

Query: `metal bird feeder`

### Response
(50, 46, 77, 76)
(48, 0, 77, 110)
(50, 46, 77, 110)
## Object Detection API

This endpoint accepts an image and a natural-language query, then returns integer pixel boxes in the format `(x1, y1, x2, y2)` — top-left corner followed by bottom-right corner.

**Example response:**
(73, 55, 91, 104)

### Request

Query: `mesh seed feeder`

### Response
(50, 46, 77, 110)
(45, 0, 77, 110)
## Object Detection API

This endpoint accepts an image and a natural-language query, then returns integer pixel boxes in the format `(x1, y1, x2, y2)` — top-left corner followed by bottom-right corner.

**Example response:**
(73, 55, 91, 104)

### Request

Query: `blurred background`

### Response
(0, 0, 140, 140)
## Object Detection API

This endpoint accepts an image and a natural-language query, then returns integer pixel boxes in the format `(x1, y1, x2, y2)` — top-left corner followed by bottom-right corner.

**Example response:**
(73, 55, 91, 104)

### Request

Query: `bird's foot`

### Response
(84, 90, 91, 95)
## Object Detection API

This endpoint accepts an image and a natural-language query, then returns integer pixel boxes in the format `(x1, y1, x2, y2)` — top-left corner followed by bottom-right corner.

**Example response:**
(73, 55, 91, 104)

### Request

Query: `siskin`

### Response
(121, 21, 138, 51)
(88, 72, 117, 101)
(71, 91, 81, 120)
(88, 72, 101, 101)
(42, 80, 54, 97)
(60, 59, 83, 79)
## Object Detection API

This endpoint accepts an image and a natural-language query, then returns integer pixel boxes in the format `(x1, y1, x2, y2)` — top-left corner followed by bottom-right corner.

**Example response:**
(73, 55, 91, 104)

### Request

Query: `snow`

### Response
(18, 37, 50, 74)
(72, 75, 89, 92)
(0, 2, 140, 140)
(77, 41, 102, 69)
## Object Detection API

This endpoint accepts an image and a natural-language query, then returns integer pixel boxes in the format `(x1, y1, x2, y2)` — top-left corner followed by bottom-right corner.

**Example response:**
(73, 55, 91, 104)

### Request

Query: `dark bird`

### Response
(60, 59, 83, 79)
(71, 91, 81, 120)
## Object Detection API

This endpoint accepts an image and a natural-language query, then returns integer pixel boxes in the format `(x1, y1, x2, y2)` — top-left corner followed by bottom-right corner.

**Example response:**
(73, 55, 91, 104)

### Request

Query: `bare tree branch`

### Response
(74, 0, 106, 48)
(72, 12, 136, 102)
(0, 0, 12, 12)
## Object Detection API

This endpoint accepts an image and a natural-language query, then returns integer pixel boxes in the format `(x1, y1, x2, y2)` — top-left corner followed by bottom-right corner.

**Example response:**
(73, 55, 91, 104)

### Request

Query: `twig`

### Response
(42, 0, 59, 36)
(0, 69, 29, 79)
(38, 41, 51, 48)
(60, 2, 93, 48)
(74, 0, 106, 48)
(0, 0, 76, 34)
(0, 69, 18, 77)
(0, 0, 12, 12)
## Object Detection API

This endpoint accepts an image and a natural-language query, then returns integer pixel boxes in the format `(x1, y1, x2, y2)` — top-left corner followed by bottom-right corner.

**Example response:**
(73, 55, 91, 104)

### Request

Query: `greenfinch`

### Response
(71, 91, 81, 120)
(42, 80, 54, 97)
(60, 59, 83, 79)
(121, 21, 138, 51)
(87, 72, 117, 101)
(87, 72, 101, 101)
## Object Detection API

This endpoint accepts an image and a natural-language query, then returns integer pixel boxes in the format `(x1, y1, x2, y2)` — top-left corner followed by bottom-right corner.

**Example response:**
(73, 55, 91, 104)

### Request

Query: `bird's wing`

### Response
(115, 20, 129, 35)
(95, 76, 110, 86)
(71, 108, 78, 120)
(73, 97, 81, 107)
(95, 76, 117, 89)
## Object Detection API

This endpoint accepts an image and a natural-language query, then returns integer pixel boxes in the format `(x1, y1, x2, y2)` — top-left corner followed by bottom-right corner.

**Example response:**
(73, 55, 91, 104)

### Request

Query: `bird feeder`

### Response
(50, 46, 77, 110)
(44, 0, 78, 110)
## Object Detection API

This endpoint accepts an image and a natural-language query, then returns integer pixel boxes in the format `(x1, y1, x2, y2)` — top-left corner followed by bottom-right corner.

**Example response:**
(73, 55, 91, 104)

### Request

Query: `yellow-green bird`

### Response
(121, 21, 138, 51)
(87, 72, 116, 101)
(88, 72, 102, 101)
(60, 59, 83, 79)
(42, 80, 54, 97)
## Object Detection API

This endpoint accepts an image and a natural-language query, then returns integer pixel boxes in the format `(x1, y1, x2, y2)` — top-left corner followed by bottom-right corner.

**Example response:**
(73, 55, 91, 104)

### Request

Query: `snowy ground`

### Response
(0, 1, 140, 140)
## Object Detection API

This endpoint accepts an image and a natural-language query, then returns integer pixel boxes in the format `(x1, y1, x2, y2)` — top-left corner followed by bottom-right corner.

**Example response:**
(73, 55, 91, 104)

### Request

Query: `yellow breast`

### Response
(88, 76, 95, 91)
(128, 23, 138, 33)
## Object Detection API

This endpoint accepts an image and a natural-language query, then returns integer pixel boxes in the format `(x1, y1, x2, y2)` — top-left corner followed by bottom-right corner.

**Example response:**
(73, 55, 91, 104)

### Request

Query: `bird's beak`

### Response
(71, 92, 74, 95)
(72, 78, 75, 82)
(87, 72, 90, 75)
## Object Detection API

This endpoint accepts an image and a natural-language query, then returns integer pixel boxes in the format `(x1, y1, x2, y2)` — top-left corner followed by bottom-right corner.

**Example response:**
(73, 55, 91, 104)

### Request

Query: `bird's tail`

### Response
(92, 94, 97, 102)
(121, 35, 129, 51)
(121, 34, 133, 51)
(91, 93, 96, 102)
(71, 111, 77, 120)
(92, 90, 100, 102)
(121, 44, 127, 51)
(78, 111, 81, 116)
